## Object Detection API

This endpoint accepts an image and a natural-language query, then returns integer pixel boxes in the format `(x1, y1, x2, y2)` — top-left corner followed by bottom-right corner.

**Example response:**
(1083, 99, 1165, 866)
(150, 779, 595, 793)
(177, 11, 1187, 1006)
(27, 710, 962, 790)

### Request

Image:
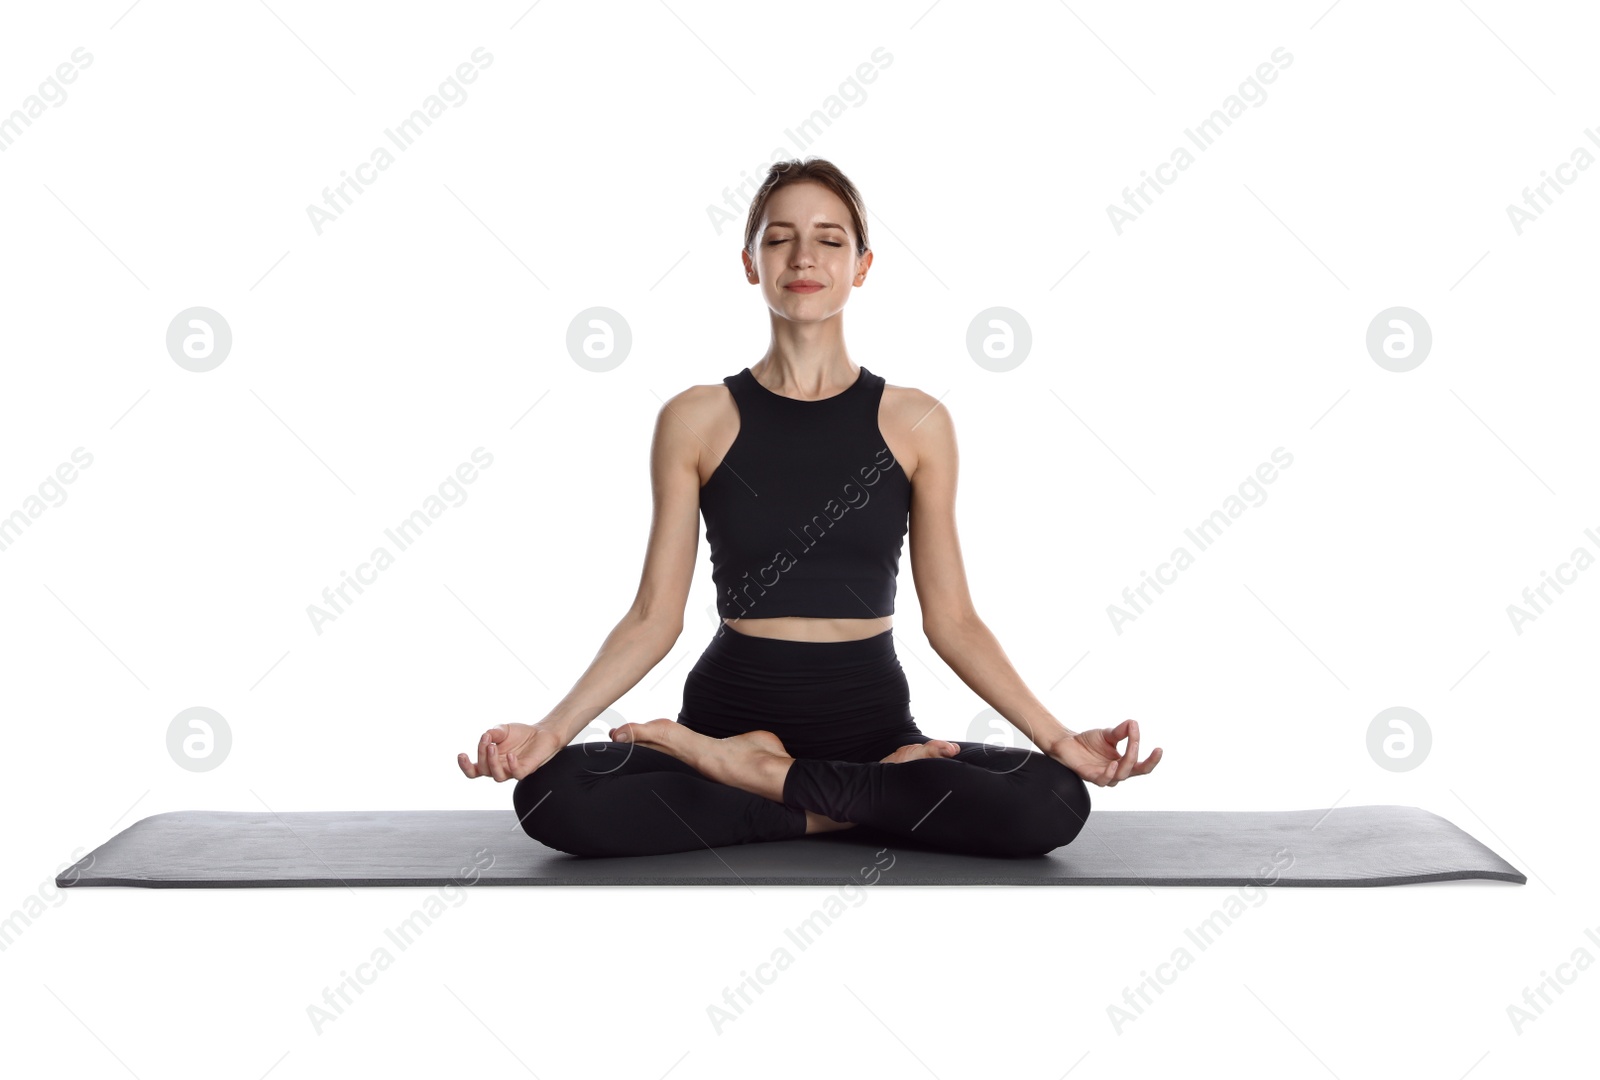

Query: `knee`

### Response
(1008, 759, 1092, 857)
(511, 745, 592, 854)
(1046, 765, 1092, 849)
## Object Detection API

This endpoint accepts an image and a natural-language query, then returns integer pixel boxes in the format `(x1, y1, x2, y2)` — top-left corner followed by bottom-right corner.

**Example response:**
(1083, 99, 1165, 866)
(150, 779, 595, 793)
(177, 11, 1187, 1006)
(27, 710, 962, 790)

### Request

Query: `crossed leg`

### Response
(609, 720, 1091, 858)
(511, 728, 970, 857)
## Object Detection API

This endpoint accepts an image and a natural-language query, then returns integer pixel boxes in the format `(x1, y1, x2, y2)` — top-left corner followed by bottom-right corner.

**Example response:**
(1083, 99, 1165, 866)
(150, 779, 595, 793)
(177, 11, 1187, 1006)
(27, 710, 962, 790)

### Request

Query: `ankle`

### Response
(756, 749, 793, 790)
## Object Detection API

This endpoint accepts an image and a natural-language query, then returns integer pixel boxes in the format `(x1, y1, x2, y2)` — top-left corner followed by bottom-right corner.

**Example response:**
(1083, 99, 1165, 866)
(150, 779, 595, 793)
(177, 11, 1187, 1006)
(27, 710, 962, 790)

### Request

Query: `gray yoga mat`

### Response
(56, 804, 1524, 888)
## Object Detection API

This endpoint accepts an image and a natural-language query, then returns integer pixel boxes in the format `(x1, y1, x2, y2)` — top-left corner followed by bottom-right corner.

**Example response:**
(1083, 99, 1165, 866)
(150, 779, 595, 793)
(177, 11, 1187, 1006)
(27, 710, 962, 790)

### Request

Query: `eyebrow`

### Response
(766, 221, 847, 232)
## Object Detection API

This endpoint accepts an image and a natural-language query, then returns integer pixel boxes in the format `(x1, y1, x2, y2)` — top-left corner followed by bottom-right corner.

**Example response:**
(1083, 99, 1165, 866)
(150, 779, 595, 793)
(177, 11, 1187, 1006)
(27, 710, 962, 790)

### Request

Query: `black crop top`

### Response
(700, 365, 912, 620)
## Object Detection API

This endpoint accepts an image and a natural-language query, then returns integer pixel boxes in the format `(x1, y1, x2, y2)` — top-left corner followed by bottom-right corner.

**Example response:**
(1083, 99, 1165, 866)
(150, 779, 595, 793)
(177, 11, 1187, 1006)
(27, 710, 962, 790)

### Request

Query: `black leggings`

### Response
(512, 620, 1091, 858)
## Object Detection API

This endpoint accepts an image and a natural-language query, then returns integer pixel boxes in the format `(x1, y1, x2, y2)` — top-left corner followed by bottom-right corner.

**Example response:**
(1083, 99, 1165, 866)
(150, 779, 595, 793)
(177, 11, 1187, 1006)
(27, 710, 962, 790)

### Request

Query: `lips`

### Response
(785, 281, 824, 292)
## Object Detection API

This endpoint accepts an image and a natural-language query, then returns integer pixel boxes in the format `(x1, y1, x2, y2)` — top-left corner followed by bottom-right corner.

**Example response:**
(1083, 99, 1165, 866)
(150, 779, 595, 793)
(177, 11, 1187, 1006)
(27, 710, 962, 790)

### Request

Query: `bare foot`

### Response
(609, 721, 915, 835)
(880, 739, 961, 764)
(610, 719, 792, 802)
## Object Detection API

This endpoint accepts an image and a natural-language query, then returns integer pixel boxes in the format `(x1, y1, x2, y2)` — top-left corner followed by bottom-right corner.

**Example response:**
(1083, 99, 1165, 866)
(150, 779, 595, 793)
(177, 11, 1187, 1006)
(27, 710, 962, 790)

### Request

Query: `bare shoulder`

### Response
(656, 377, 738, 484)
(879, 375, 952, 483)
(659, 377, 733, 423)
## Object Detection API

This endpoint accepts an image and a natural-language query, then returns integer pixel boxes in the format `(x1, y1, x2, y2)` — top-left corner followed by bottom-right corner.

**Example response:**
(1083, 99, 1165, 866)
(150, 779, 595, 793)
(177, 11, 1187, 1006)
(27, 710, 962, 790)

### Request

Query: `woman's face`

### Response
(745, 180, 871, 322)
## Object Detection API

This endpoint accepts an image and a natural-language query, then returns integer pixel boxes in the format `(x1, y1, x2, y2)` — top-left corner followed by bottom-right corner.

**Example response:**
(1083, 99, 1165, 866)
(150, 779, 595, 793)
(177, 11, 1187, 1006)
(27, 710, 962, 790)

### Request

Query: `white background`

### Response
(2, 0, 1594, 1076)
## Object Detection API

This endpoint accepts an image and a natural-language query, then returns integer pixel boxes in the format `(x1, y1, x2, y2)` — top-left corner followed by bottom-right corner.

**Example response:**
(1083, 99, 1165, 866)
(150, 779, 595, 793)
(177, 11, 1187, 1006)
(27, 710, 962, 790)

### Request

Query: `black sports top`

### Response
(700, 365, 912, 620)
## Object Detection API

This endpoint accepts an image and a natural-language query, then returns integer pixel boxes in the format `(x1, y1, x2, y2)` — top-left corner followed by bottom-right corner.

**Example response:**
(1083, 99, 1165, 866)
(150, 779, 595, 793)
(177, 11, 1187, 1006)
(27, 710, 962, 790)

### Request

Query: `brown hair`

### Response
(742, 157, 870, 258)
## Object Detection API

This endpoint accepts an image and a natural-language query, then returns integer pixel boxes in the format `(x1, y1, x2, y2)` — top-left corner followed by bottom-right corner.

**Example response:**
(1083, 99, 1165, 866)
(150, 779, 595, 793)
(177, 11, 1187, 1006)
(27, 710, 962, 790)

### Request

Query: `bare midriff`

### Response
(721, 615, 891, 642)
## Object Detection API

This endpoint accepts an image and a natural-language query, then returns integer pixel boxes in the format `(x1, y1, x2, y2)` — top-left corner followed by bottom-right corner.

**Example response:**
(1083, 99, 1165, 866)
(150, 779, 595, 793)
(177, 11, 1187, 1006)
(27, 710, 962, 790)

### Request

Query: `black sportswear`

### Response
(699, 365, 911, 620)
(512, 620, 1091, 858)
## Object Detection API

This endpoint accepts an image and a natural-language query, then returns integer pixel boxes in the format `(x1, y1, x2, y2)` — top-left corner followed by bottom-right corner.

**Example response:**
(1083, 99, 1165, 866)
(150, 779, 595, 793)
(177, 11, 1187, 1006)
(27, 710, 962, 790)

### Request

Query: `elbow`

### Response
(924, 608, 978, 653)
(650, 613, 686, 642)
(628, 602, 684, 643)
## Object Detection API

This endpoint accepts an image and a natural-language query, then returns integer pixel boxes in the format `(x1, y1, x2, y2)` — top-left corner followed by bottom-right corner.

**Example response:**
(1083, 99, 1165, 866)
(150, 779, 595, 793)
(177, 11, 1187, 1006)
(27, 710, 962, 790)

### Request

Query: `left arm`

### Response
(899, 391, 1161, 786)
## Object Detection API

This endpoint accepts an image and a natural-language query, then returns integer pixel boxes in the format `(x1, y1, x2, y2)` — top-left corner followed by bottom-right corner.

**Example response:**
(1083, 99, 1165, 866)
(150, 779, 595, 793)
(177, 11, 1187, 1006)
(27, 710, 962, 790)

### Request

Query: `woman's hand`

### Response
(1046, 719, 1162, 787)
(458, 722, 565, 782)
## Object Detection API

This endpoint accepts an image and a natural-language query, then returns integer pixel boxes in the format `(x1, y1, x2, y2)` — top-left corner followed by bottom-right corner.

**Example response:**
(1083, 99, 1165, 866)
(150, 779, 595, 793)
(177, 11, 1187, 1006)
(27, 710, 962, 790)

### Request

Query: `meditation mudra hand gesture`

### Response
(458, 722, 559, 782)
(458, 717, 1164, 789)
(1045, 719, 1162, 787)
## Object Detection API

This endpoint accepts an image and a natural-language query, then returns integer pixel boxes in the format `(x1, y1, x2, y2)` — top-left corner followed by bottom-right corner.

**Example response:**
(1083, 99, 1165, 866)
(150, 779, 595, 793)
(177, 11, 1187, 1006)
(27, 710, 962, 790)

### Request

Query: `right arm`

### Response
(458, 385, 712, 781)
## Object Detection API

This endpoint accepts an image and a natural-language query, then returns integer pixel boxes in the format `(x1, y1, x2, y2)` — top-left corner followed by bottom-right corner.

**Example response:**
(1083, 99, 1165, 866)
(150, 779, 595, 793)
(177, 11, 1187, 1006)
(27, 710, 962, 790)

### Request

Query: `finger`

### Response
(1117, 746, 1162, 781)
(480, 726, 506, 776)
(1109, 721, 1137, 783)
(489, 740, 509, 782)
(1116, 721, 1140, 783)
(458, 752, 479, 779)
(499, 742, 522, 781)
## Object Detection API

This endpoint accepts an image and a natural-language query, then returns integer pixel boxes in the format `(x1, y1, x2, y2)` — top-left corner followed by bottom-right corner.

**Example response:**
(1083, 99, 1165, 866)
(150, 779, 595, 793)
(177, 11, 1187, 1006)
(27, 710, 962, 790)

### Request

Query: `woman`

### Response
(458, 158, 1161, 858)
